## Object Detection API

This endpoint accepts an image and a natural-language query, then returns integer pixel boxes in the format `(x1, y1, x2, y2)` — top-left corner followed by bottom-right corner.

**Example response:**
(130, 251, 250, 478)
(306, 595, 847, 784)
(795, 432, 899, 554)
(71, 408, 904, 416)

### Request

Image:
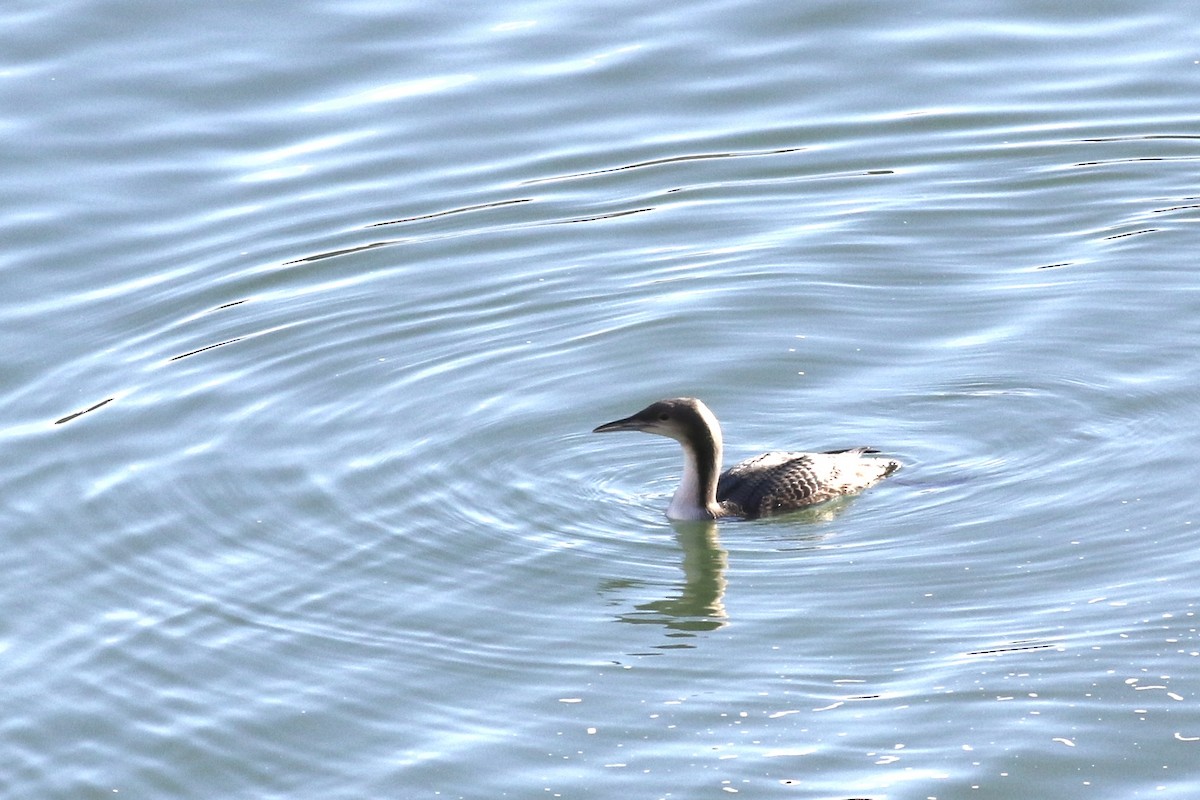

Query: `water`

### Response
(3, 0, 1200, 797)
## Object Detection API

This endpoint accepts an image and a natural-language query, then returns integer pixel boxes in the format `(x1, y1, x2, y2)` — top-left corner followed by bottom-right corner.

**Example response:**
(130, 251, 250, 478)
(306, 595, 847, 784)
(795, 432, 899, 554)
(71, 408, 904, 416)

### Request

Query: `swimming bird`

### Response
(593, 397, 900, 521)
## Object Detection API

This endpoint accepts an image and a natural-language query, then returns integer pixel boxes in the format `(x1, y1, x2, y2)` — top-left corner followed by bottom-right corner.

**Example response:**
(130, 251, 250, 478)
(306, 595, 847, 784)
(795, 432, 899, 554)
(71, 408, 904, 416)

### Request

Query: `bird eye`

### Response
(658, 412, 670, 421)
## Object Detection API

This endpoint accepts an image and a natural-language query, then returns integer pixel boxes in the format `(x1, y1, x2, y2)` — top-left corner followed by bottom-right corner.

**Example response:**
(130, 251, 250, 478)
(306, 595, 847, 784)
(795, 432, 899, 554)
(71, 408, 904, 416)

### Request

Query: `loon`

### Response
(593, 397, 900, 521)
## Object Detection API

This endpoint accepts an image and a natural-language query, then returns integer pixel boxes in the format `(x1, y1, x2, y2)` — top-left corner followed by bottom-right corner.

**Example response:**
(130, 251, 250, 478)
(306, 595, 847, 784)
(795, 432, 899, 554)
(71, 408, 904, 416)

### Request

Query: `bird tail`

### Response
(824, 447, 902, 478)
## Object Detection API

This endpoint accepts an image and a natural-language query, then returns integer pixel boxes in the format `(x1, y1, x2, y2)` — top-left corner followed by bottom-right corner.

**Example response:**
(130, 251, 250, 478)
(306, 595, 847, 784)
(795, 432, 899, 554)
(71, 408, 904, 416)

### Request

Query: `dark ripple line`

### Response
(1153, 202, 1200, 214)
(282, 153, 878, 265)
(283, 240, 395, 265)
(546, 206, 653, 225)
(1073, 155, 1199, 168)
(1079, 134, 1200, 143)
(284, 203, 649, 264)
(169, 336, 243, 361)
(368, 197, 532, 227)
(1104, 229, 1156, 240)
(54, 397, 114, 425)
(522, 145, 807, 185)
(965, 643, 1059, 656)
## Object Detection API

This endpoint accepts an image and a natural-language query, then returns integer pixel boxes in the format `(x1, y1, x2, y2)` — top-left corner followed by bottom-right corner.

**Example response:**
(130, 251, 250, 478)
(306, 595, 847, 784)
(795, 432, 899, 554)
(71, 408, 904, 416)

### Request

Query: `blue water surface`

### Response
(2, 1, 1200, 798)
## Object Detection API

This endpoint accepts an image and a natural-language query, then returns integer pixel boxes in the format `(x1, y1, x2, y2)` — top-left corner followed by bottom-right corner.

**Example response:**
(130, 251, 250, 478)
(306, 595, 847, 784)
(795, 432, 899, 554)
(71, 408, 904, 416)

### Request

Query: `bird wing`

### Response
(717, 449, 899, 518)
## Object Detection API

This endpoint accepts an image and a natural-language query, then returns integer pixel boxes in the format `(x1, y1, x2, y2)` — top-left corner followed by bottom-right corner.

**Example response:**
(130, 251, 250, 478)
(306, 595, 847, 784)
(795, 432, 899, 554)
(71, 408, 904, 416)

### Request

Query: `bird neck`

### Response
(667, 427, 723, 521)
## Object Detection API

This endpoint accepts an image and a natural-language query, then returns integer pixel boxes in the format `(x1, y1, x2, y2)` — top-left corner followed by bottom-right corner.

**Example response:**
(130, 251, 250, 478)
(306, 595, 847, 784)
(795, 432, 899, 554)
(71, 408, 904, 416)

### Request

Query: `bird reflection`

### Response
(604, 521, 728, 636)
(600, 500, 858, 645)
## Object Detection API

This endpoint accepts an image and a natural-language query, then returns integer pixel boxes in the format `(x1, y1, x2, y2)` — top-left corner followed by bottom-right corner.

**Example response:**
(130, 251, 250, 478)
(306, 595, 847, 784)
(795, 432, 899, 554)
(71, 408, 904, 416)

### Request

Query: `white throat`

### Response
(666, 440, 722, 521)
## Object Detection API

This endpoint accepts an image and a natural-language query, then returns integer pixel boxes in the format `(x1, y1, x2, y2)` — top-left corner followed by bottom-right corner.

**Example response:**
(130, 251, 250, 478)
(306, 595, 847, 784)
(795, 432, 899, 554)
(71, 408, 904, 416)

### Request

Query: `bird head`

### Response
(593, 397, 719, 446)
